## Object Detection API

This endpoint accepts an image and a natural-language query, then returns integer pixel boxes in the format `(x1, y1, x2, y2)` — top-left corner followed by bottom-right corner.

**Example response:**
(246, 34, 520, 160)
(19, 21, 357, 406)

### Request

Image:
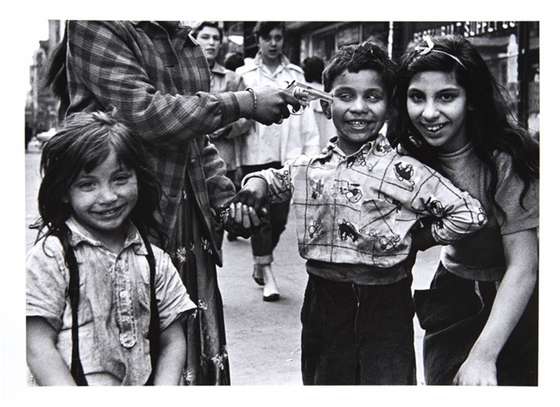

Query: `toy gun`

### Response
(286, 81, 333, 113)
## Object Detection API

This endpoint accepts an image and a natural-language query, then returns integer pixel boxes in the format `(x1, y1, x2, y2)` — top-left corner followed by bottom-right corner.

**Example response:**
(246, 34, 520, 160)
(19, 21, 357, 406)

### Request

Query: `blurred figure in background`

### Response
(236, 21, 320, 301)
(224, 52, 245, 72)
(194, 22, 252, 241)
(303, 56, 338, 149)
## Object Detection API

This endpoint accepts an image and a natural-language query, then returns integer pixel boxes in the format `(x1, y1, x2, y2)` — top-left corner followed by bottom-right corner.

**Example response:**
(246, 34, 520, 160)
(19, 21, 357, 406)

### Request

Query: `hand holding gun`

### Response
(286, 81, 333, 113)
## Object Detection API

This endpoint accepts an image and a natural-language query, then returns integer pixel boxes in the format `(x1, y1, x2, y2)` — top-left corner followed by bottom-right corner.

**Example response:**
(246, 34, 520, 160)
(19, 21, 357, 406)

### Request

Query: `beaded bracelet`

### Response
(246, 87, 257, 118)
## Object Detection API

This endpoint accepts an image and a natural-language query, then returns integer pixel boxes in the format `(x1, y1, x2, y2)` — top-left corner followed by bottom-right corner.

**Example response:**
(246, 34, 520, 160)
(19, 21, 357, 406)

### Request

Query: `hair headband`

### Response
(411, 36, 466, 70)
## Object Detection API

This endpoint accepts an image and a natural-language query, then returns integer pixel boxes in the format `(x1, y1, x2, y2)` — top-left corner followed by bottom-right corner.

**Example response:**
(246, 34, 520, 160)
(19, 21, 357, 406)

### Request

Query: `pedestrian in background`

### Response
(194, 21, 252, 241)
(231, 41, 487, 384)
(302, 56, 338, 149)
(224, 52, 245, 72)
(236, 21, 320, 301)
(391, 35, 539, 385)
(45, 20, 300, 385)
(27, 111, 195, 385)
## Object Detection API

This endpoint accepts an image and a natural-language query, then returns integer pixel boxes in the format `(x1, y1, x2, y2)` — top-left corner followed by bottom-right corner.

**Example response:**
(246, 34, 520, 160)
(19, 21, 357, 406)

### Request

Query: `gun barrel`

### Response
(293, 87, 332, 103)
(289, 81, 333, 103)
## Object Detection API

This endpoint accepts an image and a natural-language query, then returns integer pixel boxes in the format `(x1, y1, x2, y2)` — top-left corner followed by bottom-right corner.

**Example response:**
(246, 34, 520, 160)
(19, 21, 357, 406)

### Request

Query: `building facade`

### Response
(26, 20, 61, 147)
(27, 20, 539, 140)
(240, 20, 539, 137)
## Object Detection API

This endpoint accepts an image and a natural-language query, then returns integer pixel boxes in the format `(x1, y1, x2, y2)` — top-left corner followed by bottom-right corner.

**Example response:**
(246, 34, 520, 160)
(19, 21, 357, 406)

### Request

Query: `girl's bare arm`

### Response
(152, 319, 187, 385)
(27, 317, 76, 386)
(453, 229, 538, 385)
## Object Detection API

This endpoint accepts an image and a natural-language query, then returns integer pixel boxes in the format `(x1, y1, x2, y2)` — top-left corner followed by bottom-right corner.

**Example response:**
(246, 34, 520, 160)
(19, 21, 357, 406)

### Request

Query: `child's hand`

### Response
(215, 178, 269, 238)
(222, 178, 269, 238)
(232, 177, 268, 214)
(452, 355, 497, 385)
(218, 202, 264, 239)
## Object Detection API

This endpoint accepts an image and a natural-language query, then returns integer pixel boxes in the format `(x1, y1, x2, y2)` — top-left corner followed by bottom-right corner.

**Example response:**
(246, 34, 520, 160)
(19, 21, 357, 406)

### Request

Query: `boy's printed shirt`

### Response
(246, 134, 487, 269)
(26, 218, 195, 385)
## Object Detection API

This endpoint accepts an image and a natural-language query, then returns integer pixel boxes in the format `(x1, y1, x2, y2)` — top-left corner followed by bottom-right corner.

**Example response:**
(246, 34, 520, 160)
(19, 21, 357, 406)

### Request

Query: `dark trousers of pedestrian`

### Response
(414, 263, 538, 386)
(241, 162, 290, 264)
(301, 273, 416, 385)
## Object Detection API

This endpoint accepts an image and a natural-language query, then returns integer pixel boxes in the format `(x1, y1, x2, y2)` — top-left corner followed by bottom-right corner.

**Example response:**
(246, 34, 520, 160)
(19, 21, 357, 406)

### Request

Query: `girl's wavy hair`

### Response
(322, 40, 396, 94)
(34, 111, 164, 245)
(388, 34, 539, 213)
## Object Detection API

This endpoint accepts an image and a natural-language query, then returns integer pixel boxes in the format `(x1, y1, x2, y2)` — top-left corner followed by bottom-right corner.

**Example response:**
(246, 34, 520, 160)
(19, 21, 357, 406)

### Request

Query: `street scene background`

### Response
(21, 18, 539, 385)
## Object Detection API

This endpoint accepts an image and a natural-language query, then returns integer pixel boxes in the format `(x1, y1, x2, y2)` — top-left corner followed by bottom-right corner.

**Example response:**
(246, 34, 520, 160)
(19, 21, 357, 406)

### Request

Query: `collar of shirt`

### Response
(210, 62, 227, 77)
(65, 217, 148, 255)
(253, 51, 292, 76)
(311, 135, 383, 164)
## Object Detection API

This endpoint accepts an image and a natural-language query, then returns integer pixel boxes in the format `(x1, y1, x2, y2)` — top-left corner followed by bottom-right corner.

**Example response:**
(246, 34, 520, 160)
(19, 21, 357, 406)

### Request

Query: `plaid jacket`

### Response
(64, 20, 238, 264)
(247, 135, 488, 269)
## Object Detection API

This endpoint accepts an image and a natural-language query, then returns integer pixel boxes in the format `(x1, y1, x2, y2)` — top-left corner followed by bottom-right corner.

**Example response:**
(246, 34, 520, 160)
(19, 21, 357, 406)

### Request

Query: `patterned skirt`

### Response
(169, 187, 230, 385)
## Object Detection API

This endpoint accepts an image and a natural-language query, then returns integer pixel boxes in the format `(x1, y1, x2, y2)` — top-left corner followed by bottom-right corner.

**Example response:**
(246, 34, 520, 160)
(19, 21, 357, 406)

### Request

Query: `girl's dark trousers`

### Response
(301, 273, 416, 385)
(414, 263, 538, 386)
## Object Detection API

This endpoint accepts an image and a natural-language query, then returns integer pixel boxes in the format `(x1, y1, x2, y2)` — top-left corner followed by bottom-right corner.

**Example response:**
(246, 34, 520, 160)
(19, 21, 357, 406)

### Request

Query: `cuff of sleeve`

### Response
(430, 223, 449, 245)
(26, 311, 62, 332)
(501, 219, 539, 235)
(254, 255, 273, 265)
(160, 300, 197, 331)
(241, 173, 268, 187)
(217, 92, 241, 127)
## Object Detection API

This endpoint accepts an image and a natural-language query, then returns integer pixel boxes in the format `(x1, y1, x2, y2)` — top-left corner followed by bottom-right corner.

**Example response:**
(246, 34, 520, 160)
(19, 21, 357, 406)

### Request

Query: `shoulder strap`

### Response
(57, 226, 88, 386)
(56, 226, 160, 386)
(138, 228, 160, 385)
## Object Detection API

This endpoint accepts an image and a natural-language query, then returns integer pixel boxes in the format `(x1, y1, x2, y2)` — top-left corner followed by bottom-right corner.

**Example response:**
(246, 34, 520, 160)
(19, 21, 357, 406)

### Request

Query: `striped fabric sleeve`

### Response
(67, 20, 241, 143)
(200, 137, 236, 209)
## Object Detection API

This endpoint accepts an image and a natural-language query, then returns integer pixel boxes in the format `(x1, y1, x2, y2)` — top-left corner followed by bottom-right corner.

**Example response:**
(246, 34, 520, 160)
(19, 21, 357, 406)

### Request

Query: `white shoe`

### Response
(262, 264, 280, 302)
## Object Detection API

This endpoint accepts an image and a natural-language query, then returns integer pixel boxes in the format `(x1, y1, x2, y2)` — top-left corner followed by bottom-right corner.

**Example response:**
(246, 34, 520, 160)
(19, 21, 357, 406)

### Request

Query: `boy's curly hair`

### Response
(322, 41, 397, 94)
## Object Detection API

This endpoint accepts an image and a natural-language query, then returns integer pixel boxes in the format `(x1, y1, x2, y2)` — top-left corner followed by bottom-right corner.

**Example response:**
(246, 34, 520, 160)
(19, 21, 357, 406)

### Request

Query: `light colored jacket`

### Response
(236, 53, 320, 166)
(209, 63, 252, 171)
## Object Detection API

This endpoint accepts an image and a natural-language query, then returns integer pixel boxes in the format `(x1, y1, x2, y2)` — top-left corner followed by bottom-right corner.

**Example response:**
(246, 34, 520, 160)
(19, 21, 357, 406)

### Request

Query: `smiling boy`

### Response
(231, 41, 487, 384)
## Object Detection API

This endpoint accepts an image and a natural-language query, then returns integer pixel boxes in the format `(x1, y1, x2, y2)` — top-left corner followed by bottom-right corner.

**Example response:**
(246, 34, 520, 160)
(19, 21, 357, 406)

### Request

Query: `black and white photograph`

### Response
(2, 0, 557, 405)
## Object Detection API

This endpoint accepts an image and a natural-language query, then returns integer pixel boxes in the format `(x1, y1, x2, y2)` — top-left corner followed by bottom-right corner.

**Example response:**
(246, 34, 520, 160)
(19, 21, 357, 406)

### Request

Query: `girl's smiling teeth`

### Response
(422, 122, 448, 133)
(93, 205, 124, 217)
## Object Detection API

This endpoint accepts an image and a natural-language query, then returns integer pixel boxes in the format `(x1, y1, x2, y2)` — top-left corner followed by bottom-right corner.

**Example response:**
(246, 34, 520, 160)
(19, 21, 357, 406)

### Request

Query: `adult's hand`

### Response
(231, 177, 268, 214)
(241, 88, 301, 125)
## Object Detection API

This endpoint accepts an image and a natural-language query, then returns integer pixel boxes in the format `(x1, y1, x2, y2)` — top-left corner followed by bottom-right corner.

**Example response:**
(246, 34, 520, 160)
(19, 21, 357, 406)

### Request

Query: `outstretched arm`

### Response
(27, 317, 76, 386)
(395, 158, 488, 243)
(453, 229, 538, 385)
(66, 21, 300, 144)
